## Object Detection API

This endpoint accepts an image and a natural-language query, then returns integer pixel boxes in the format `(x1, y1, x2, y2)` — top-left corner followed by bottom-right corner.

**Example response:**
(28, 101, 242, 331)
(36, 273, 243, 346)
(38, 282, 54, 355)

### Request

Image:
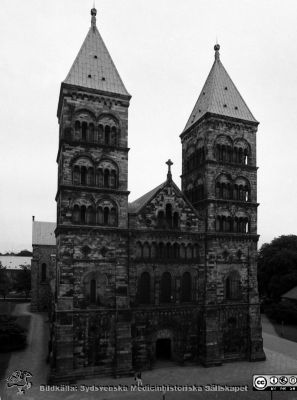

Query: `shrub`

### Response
(0, 315, 27, 352)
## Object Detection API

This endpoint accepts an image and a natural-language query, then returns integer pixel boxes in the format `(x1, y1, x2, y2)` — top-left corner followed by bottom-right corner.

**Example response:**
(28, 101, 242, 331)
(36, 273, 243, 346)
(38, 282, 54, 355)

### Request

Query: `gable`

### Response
(129, 181, 199, 231)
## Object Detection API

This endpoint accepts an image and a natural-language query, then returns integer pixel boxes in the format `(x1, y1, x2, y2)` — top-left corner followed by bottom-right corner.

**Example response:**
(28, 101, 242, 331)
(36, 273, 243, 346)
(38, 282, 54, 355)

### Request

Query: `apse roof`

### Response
(183, 44, 257, 133)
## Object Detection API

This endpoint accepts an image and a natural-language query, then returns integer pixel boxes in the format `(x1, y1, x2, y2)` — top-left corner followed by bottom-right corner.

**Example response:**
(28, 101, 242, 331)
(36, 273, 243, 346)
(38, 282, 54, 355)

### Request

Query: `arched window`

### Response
(225, 272, 241, 300)
(186, 244, 193, 259)
(151, 242, 157, 259)
(180, 244, 186, 259)
(73, 166, 80, 185)
(181, 272, 191, 302)
(158, 242, 165, 259)
(75, 121, 81, 138)
(89, 123, 94, 142)
(86, 206, 95, 225)
(81, 206, 86, 224)
(103, 207, 109, 225)
(81, 166, 87, 185)
(41, 263, 47, 282)
(82, 122, 88, 141)
(104, 126, 110, 145)
(110, 170, 117, 188)
(97, 169, 103, 187)
(143, 242, 150, 259)
(157, 210, 165, 228)
(87, 168, 94, 186)
(165, 204, 172, 228)
(160, 272, 172, 303)
(138, 272, 150, 304)
(166, 243, 172, 259)
(90, 279, 96, 304)
(98, 124, 104, 142)
(193, 244, 199, 260)
(110, 207, 117, 226)
(104, 169, 110, 187)
(173, 243, 179, 259)
(111, 126, 117, 146)
(97, 206, 103, 225)
(73, 205, 80, 223)
(136, 242, 142, 259)
(173, 212, 179, 229)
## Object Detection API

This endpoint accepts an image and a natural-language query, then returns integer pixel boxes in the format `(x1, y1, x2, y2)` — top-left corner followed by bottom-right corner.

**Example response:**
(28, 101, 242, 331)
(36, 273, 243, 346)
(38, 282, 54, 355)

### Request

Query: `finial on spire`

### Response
(214, 43, 220, 61)
(166, 159, 173, 181)
(91, 7, 97, 30)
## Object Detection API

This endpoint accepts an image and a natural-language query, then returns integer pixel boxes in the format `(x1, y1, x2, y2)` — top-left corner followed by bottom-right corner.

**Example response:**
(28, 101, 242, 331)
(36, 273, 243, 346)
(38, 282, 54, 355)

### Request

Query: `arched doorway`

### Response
(156, 338, 171, 360)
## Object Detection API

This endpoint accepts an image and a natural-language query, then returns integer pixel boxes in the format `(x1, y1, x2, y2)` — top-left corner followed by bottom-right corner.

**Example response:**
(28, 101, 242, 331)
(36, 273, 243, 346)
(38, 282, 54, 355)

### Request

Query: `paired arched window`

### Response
(216, 216, 250, 233)
(215, 136, 250, 165)
(97, 160, 118, 189)
(185, 177, 204, 203)
(135, 242, 199, 262)
(90, 279, 97, 304)
(72, 114, 120, 146)
(225, 272, 241, 300)
(185, 145, 205, 173)
(41, 263, 47, 282)
(215, 176, 250, 202)
(160, 272, 172, 303)
(97, 200, 118, 226)
(72, 159, 95, 187)
(181, 272, 191, 302)
(138, 272, 150, 304)
(157, 204, 179, 229)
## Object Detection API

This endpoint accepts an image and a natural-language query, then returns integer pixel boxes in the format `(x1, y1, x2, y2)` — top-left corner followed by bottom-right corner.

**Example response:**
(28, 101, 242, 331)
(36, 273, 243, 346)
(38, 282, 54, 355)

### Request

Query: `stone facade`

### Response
(31, 220, 56, 312)
(47, 9, 265, 383)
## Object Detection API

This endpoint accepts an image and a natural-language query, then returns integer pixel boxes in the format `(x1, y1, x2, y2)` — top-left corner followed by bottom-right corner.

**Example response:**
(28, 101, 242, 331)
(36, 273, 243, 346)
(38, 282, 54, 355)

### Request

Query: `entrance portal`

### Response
(156, 338, 171, 360)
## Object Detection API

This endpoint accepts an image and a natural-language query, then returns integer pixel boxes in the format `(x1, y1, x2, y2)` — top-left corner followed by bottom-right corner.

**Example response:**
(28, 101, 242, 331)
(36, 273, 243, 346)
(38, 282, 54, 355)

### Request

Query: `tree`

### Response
(17, 250, 32, 257)
(258, 235, 297, 299)
(14, 265, 31, 297)
(0, 262, 12, 300)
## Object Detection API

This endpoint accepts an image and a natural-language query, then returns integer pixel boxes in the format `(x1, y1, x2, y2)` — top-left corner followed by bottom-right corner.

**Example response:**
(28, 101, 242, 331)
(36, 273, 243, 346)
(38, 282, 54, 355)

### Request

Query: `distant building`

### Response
(31, 218, 56, 311)
(281, 287, 297, 305)
(0, 255, 31, 283)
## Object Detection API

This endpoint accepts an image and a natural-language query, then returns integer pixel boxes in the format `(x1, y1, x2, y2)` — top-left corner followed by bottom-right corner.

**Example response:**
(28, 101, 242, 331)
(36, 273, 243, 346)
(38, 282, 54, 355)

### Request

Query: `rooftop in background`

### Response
(63, 8, 130, 97)
(281, 286, 297, 301)
(183, 44, 257, 133)
(0, 256, 31, 270)
(32, 221, 56, 246)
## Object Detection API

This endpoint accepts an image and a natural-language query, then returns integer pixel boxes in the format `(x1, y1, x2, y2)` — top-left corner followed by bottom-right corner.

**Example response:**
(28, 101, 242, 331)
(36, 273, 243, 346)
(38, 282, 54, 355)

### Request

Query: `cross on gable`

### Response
(166, 159, 173, 180)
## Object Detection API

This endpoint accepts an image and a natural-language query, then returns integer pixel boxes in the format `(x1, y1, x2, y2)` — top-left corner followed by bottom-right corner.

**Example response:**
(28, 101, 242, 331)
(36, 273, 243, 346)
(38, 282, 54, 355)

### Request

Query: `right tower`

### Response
(181, 44, 265, 365)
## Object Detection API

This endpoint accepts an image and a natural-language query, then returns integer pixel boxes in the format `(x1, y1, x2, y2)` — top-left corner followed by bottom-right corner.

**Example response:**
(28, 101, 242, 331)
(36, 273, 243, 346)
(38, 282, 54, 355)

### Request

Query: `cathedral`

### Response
(31, 7, 265, 382)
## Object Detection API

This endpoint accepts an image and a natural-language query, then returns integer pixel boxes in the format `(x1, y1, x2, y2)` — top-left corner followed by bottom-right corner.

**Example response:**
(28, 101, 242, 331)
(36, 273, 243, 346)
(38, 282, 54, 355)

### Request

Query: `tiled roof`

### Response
(32, 221, 56, 246)
(183, 46, 257, 133)
(281, 286, 297, 300)
(64, 22, 130, 97)
(128, 182, 167, 214)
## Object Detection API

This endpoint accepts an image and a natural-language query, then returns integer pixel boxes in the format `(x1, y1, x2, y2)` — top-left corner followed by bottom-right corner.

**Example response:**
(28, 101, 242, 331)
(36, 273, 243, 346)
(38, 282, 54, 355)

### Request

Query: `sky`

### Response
(0, 0, 297, 252)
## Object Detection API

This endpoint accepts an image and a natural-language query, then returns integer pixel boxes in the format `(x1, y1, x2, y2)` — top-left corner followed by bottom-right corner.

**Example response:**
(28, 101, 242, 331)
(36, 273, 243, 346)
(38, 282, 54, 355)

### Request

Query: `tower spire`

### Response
(214, 43, 220, 61)
(91, 7, 97, 30)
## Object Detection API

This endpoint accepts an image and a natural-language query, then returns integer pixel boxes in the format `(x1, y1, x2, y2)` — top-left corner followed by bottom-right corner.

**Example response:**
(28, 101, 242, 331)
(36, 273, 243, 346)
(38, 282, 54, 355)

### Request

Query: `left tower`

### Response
(52, 8, 132, 381)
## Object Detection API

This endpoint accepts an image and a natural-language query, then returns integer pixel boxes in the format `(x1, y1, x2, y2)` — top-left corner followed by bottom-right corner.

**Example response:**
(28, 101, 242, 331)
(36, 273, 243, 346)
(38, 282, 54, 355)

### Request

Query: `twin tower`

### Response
(51, 8, 265, 381)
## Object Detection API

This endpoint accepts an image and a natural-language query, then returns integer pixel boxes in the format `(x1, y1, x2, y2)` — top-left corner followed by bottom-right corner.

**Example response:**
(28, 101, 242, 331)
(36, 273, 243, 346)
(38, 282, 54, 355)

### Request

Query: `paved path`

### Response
(0, 303, 49, 400)
(1, 311, 297, 399)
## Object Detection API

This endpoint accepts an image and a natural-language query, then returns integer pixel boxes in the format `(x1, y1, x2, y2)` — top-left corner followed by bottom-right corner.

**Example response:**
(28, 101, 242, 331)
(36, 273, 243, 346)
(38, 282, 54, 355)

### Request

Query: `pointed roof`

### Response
(183, 44, 257, 133)
(63, 8, 130, 97)
(129, 181, 166, 214)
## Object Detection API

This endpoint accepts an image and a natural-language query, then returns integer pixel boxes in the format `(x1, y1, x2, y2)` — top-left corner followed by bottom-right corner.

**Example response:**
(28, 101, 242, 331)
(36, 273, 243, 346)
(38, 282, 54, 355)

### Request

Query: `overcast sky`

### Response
(0, 0, 297, 252)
